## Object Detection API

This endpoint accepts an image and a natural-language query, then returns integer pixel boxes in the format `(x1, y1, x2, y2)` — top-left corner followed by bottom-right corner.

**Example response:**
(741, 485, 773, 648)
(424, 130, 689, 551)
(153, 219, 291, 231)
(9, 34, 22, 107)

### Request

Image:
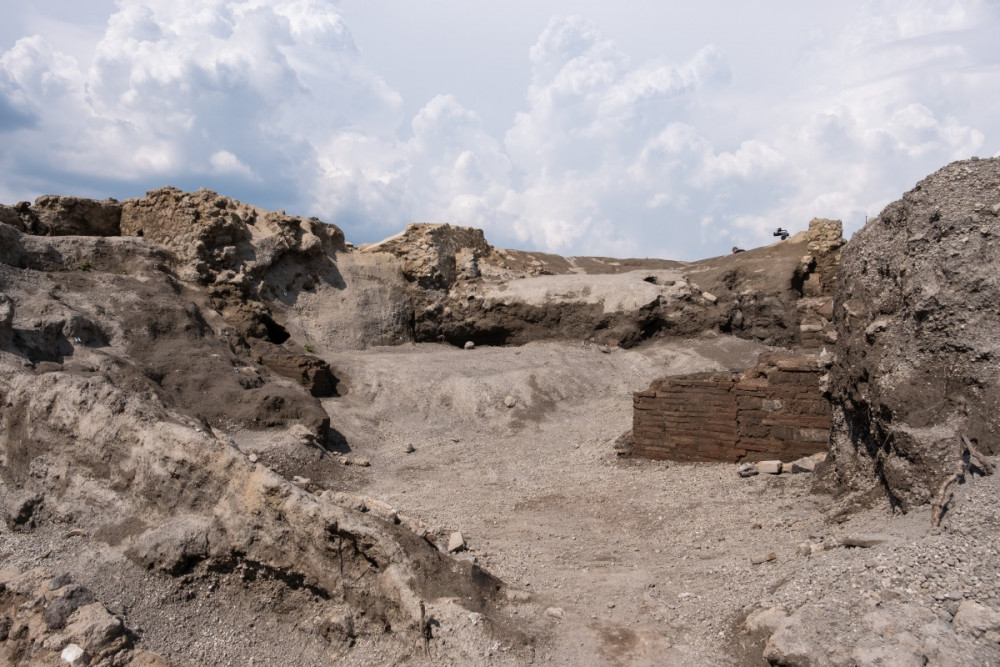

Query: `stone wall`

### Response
(633, 353, 831, 462)
(795, 218, 845, 348)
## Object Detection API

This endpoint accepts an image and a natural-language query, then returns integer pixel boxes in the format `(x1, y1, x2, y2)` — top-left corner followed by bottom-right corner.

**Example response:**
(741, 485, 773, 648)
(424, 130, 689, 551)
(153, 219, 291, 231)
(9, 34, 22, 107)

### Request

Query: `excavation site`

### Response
(2, 157, 1000, 666)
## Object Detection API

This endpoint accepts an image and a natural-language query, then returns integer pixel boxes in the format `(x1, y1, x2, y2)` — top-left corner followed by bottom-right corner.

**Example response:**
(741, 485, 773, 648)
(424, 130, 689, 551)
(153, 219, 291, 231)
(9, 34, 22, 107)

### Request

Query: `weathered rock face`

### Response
(0, 353, 505, 658)
(0, 295, 13, 348)
(351, 217, 846, 349)
(0, 191, 522, 664)
(418, 269, 720, 347)
(363, 223, 493, 290)
(120, 186, 343, 387)
(32, 195, 122, 236)
(826, 157, 1000, 510)
(0, 196, 122, 236)
(120, 186, 345, 288)
(0, 568, 167, 666)
(0, 216, 25, 266)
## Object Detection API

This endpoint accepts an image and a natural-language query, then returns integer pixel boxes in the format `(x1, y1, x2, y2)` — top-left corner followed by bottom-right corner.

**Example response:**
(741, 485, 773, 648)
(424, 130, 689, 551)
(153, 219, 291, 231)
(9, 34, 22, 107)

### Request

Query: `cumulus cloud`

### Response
(0, 1, 997, 259)
(0, 0, 400, 204)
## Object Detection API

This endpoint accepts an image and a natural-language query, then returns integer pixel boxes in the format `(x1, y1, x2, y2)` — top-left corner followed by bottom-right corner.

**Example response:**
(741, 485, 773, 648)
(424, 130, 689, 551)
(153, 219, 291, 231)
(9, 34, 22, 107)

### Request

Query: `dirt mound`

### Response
(3, 174, 1000, 665)
(825, 157, 1000, 510)
(120, 186, 346, 286)
(0, 221, 523, 663)
(0, 567, 169, 666)
(363, 223, 493, 289)
(1, 196, 121, 237)
(0, 351, 514, 663)
(365, 218, 845, 349)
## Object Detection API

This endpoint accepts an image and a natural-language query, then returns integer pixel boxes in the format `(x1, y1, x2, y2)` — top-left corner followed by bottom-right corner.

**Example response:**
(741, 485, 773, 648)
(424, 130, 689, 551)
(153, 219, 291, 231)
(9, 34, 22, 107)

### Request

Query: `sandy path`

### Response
(312, 337, 845, 665)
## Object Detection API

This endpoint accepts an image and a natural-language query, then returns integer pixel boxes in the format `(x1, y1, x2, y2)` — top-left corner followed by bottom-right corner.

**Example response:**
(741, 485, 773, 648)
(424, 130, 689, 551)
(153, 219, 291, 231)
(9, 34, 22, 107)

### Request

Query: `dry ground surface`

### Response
(3, 308, 997, 666)
(4, 182, 999, 665)
(227, 334, 993, 666)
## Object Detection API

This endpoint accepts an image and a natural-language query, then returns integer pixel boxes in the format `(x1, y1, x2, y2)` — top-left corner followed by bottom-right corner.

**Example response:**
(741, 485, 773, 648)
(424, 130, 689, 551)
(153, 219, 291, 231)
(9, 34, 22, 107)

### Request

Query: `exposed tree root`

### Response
(931, 429, 994, 528)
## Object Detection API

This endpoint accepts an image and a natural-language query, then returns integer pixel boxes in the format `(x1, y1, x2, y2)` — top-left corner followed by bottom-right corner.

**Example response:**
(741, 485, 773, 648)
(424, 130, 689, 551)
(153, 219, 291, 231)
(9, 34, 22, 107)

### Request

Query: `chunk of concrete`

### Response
(447, 531, 466, 553)
(790, 451, 827, 473)
(63, 602, 125, 653)
(756, 460, 783, 475)
(953, 601, 1000, 636)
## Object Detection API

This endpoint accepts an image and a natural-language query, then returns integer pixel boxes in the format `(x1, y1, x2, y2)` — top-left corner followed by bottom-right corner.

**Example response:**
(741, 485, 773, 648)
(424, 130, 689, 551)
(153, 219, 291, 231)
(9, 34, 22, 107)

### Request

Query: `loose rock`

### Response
(447, 531, 466, 553)
(756, 461, 782, 475)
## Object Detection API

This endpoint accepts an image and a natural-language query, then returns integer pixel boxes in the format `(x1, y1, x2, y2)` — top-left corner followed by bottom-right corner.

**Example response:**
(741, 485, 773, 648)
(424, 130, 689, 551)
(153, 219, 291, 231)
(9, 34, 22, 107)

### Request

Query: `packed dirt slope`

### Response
(1, 158, 999, 666)
(826, 157, 1000, 510)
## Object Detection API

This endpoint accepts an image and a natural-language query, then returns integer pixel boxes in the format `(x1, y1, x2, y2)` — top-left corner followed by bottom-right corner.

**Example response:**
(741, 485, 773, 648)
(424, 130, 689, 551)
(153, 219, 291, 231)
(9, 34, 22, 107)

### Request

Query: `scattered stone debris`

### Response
(841, 535, 890, 549)
(790, 452, 826, 473)
(0, 567, 161, 665)
(756, 461, 783, 475)
(750, 552, 778, 565)
(447, 531, 466, 553)
(3, 161, 999, 666)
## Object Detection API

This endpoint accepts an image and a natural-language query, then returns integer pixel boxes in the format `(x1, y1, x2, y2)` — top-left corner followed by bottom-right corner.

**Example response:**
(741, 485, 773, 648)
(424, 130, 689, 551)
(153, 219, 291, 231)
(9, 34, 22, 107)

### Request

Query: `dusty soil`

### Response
(232, 334, 999, 666)
(3, 183, 999, 666)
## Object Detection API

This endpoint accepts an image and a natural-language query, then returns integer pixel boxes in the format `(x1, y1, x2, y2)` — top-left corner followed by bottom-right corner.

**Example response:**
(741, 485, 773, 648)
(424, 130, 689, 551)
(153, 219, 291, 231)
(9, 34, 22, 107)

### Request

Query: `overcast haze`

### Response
(1, 1, 998, 260)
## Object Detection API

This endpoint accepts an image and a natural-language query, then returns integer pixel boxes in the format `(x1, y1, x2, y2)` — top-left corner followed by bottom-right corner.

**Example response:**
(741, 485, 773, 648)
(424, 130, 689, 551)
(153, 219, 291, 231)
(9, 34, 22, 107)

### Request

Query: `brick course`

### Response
(632, 353, 831, 462)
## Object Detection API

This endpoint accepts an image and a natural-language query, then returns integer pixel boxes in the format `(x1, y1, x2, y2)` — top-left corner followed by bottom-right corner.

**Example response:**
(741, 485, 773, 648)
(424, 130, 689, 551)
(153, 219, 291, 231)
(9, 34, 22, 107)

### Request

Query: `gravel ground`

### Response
(4, 334, 998, 665)
(266, 336, 998, 666)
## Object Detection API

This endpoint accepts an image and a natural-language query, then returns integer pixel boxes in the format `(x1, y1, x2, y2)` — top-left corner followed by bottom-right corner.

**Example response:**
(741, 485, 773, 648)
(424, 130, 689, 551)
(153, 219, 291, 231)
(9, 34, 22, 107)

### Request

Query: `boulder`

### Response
(43, 585, 96, 630)
(128, 516, 215, 575)
(62, 602, 125, 653)
(755, 461, 782, 475)
(953, 601, 1000, 637)
(32, 195, 122, 236)
(0, 224, 24, 267)
(363, 223, 493, 290)
(120, 186, 345, 285)
(826, 157, 1000, 510)
(447, 531, 466, 553)
(0, 295, 13, 348)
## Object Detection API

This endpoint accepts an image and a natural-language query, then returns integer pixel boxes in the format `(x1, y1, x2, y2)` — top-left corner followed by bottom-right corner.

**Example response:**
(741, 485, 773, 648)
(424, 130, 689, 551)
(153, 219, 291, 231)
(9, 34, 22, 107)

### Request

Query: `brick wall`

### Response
(632, 353, 831, 462)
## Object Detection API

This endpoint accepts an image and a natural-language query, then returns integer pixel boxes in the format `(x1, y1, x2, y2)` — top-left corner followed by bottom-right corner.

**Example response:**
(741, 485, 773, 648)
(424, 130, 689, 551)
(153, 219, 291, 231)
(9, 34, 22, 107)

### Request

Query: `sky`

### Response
(0, 1, 998, 260)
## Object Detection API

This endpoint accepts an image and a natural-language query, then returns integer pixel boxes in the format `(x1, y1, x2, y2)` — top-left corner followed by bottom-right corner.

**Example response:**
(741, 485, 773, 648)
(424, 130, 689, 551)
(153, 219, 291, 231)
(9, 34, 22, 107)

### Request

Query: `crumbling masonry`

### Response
(632, 353, 831, 462)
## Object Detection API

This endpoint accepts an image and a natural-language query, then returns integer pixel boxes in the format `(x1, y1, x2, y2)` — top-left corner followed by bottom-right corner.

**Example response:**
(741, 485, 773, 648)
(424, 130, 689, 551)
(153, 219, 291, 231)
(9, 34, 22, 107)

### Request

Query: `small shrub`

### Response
(78, 260, 92, 272)
(303, 343, 315, 354)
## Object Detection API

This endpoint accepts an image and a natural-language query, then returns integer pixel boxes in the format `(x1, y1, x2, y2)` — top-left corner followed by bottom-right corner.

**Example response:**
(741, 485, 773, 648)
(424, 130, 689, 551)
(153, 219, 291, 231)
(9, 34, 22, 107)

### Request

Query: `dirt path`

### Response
(294, 336, 903, 665)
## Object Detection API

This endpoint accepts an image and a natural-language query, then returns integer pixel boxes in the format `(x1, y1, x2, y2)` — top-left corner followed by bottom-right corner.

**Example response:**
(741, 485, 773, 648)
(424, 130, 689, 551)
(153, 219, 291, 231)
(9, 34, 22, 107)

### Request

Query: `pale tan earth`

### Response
(2, 181, 999, 666)
(283, 336, 999, 666)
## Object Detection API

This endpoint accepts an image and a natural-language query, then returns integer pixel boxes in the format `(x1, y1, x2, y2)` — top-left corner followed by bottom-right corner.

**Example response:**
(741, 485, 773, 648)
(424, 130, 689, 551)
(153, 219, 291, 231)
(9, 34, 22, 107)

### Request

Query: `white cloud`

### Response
(0, 1, 997, 259)
(209, 149, 256, 179)
(0, 0, 401, 201)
